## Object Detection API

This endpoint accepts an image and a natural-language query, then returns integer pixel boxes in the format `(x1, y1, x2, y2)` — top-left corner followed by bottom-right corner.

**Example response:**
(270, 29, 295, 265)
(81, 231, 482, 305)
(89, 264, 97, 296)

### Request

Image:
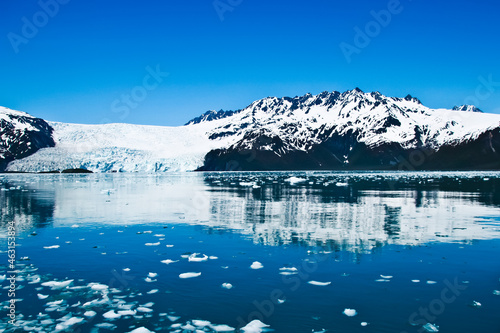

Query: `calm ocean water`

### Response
(1, 171, 499, 333)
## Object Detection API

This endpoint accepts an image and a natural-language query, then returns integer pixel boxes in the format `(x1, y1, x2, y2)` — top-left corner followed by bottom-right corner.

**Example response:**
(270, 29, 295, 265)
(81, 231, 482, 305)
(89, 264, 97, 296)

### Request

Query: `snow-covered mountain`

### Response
(0, 107, 54, 170)
(2, 88, 500, 172)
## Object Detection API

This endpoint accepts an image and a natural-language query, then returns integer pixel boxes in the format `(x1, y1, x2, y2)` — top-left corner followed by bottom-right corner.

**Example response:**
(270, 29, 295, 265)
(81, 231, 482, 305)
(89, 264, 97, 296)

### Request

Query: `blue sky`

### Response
(1, 0, 499, 126)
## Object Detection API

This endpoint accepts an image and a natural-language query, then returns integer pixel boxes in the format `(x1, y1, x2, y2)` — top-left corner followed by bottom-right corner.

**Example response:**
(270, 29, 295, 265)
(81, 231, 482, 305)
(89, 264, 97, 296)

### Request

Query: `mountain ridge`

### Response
(2, 88, 500, 172)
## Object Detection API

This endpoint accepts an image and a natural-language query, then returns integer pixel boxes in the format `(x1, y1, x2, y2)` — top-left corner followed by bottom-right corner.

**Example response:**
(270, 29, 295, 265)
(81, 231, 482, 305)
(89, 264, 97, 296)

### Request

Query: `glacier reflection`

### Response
(1, 172, 500, 251)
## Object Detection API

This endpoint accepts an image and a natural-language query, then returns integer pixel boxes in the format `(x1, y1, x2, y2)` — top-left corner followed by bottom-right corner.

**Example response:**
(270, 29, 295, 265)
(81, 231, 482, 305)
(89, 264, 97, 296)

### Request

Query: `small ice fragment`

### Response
(84, 311, 96, 317)
(148, 272, 157, 278)
(380, 275, 393, 279)
(375, 279, 390, 282)
(240, 319, 270, 332)
(277, 299, 286, 304)
(343, 308, 357, 317)
(37, 294, 49, 299)
(167, 315, 180, 322)
(308, 281, 331, 286)
(147, 289, 159, 294)
(145, 242, 160, 246)
(411, 280, 420, 283)
(43, 245, 60, 249)
(493, 290, 500, 296)
(41, 279, 73, 290)
(335, 182, 348, 187)
(179, 272, 202, 279)
(222, 283, 233, 289)
(426, 281, 437, 284)
(103, 310, 122, 319)
(193, 320, 211, 327)
(71, 224, 79, 228)
(166, 244, 174, 247)
(123, 268, 131, 271)
(211, 324, 235, 332)
(161, 259, 178, 265)
(279, 267, 297, 271)
(188, 253, 209, 262)
(250, 261, 264, 269)
(154, 234, 165, 237)
(137, 306, 153, 313)
(279, 271, 298, 276)
(144, 277, 156, 283)
(90, 283, 108, 291)
(361, 322, 368, 326)
(422, 323, 439, 332)
(127, 328, 154, 333)
(284, 177, 307, 184)
(209, 256, 218, 260)
(470, 300, 482, 308)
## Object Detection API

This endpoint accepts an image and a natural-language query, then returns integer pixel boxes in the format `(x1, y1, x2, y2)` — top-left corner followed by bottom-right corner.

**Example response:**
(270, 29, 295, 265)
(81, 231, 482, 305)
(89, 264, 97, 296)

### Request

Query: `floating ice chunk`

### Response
(279, 271, 297, 276)
(42, 280, 73, 290)
(154, 234, 165, 237)
(147, 289, 159, 294)
(46, 300, 64, 306)
(43, 245, 60, 249)
(250, 261, 264, 269)
(284, 177, 307, 184)
(412, 280, 420, 283)
(179, 272, 202, 279)
(148, 272, 158, 278)
(103, 310, 122, 319)
(127, 328, 154, 333)
(493, 290, 500, 295)
(426, 281, 437, 285)
(193, 320, 211, 327)
(380, 275, 393, 279)
(167, 315, 181, 322)
(221, 283, 233, 290)
(144, 277, 156, 283)
(375, 279, 390, 282)
(37, 294, 49, 299)
(470, 300, 482, 308)
(422, 323, 439, 332)
(96, 323, 117, 330)
(209, 256, 218, 260)
(188, 253, 209, 262)
(308, 281, 331, 286)
(123, 268, 131, 271)
(343, 309, 357, 317)
(277, 299, 286, 304)
(181, 324, 196, 330)
(89, 283, 108, 291)
(279, 267, 298, 272)
(161, 259, 179, 265)
(240, 319, 270, 332)
(118, 310, 137, 316)
(137, 306, 154, 313)
(166, 244, 174, 247)
(54, 316, 84, 331)
(335, 182, 349, 187)
(143, 231, 152, 234)
(211, 324, 235, 332)
(71, 224, 79, 228)
(145, 242, 160, 246)
(84, 311, 96, 317)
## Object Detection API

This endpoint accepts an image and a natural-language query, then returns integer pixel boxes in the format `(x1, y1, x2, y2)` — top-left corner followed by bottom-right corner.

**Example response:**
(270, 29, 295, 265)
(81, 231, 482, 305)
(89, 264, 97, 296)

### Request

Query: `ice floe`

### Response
(240, 319, 271, 332)
(41, 279, 74, 290)
(43, 245, 60, 249)
(161, 259, 179, 264)
(343, 308, 357, 317)
(145, 242, 160, 246)
(127, 327, 154, 333)
(422, 323, 439, 332)
(221, 283, 233, 289)
(250, 261, 264, 269)
(179, 272, 202, 279)
(308, 281, 331, 286)
(188, 253, 209, 262)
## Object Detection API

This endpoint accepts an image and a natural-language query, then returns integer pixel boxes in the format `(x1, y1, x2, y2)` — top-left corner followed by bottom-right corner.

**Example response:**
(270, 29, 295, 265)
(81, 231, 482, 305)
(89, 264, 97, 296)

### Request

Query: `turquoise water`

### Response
(1, 172, 500, 332)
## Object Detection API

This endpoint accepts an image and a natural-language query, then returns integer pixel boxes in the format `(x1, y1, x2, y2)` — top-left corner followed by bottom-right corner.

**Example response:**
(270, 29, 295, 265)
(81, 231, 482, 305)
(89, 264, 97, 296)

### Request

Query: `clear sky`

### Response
(1, 0, 499, 126)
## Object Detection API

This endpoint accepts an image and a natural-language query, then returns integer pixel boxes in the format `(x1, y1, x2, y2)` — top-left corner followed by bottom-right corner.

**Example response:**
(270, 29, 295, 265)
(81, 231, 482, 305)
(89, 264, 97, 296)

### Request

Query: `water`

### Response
(1, 171, 500, 333)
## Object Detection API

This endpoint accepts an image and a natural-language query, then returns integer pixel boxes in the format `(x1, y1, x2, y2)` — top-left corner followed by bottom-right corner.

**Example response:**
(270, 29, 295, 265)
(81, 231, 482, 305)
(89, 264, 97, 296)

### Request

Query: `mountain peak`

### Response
(452, 105, 483, 113)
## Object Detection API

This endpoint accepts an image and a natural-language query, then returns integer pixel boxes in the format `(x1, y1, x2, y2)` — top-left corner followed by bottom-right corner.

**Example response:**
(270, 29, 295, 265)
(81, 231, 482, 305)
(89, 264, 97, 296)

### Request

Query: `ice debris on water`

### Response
(221, 283, 233, 289)
(161, 259, 178, 264)
(308, 281, 331, 286)
(188, 253, 209, 262)
(127, 327, 154, 333)
(284, 176, 307, 184)
(148, 272, 157, 278)
(240, 319, 271, 332)
(250, 261, 264, 269)
(343, 308, 357, 317)
(145, 242, 160, 246)
(422, 323, 439, 332)
(179, 272, 202, 279)
(41, 279, 74, 290)
(361, 322, 368, 326)
(43, 245, 60, 249)
(380, 275, 393, 279)
(469, 300, 482, 308)
(426, 281, 437, 285)
(493, 290, 500, 296)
